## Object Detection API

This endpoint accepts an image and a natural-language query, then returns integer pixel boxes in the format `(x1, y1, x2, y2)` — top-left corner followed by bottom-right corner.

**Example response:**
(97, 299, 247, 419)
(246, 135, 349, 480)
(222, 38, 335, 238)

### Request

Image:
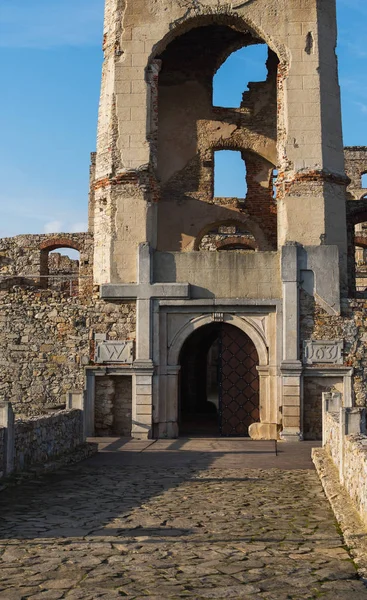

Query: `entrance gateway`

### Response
(180, 323, 259, 437)
(91, 0, 357, 443)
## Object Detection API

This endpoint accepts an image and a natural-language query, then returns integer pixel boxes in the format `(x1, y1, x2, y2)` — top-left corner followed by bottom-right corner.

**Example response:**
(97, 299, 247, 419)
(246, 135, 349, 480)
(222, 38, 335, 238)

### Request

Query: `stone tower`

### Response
(91, 0, 350, 440)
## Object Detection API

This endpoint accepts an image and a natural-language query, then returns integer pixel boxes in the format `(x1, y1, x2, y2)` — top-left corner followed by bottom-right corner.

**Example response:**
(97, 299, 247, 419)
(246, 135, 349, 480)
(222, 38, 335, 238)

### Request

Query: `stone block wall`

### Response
(323, 410, 341, 471)
(13, 409, 84, 473)
(323, 409, 367, 527)
(342, 435, 367, 526)
(0, 287, 136, 416)
(95, 376, 132, 436)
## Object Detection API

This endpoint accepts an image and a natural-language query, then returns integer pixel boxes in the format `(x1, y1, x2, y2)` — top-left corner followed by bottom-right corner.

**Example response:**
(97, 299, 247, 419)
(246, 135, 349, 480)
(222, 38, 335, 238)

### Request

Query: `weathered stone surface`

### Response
(0, 286, 136, 416)
(13, 409, 84, 472)
(95, 341, 134, 364)
(303, 340, 343, 365)
(322, 408, 367, 527)
(0, 446, 365, 599)
(313, 447, 367, 581)
(249, 423, 280, 441)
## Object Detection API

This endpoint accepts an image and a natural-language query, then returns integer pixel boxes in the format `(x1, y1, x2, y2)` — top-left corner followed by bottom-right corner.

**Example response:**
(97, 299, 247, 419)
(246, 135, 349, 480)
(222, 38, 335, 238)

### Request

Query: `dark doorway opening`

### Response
(179, 323, 260, 437)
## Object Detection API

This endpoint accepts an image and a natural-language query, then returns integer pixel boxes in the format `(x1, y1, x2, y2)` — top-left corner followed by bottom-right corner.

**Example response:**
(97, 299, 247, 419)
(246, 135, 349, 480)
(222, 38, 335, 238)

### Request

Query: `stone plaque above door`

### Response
(95, 341, 134, 364)
(303, 340, 343, 365)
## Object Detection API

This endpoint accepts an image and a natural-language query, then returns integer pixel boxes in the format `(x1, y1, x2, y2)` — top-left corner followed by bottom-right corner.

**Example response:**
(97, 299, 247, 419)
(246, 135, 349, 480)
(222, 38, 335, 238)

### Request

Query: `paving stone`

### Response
(0, 447, 366, 599)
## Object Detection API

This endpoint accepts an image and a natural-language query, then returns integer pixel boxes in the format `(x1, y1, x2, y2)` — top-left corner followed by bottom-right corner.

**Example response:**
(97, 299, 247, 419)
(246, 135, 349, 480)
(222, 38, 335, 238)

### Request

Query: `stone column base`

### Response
(280, 428, 303, 442)
(249, 423, 281, 441)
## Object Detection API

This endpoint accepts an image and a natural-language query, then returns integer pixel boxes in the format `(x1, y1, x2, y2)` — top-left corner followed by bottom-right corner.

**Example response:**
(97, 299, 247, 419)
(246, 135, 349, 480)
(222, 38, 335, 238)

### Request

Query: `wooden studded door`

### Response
(219, 324, 260, 437)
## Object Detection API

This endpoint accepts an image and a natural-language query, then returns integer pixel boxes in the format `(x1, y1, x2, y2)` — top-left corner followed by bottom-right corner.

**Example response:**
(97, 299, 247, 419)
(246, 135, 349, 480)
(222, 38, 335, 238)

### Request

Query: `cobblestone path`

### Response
(0, 440, 366, 599)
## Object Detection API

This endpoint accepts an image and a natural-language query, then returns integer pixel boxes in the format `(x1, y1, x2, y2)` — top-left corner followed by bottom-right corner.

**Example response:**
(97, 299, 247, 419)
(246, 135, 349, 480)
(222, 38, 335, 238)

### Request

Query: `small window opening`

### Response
(213, 44, 268, 108)
(41, 248, 80, 295)
(198, 223, 256, 252)
(214, 150, 247, 198)
(362, 173, 367, 189)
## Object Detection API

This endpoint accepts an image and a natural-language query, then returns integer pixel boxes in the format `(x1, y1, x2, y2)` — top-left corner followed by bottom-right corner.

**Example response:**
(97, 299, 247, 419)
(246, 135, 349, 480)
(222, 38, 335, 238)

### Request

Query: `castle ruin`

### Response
(1, 0, 367, 443)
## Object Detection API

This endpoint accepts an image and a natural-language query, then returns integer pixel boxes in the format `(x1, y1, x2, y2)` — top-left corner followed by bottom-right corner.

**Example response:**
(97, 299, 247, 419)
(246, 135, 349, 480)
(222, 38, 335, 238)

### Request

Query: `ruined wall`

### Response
(0, 287, 136, 416)
(13, 409, 84, 472)
(95, 376, 132, 436)
(93, 0, 348, 287)
(0, 233, 93, 284)
(155, 23, 278, 253)
(300, 292, 367, 409)
(342, 435, 367, 527)
(345, 147, 367, 200)
(323, 410, 367, 528)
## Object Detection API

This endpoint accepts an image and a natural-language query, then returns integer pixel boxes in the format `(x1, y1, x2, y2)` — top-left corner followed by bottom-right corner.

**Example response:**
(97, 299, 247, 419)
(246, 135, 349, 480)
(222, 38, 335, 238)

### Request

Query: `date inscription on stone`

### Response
(95, 341, 134, 364)
(303, 340, 343, 365)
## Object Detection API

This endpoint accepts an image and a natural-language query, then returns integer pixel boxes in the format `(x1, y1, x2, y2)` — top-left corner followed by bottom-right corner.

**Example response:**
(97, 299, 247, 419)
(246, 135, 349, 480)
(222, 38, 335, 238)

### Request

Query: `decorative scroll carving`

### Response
(95, 341, 134, 364)
(303, 340, 343, 365)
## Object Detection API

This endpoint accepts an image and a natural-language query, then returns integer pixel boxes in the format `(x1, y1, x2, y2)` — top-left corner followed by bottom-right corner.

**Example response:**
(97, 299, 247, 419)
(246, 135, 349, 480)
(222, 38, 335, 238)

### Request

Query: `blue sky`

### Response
(0, 0, 366, 238)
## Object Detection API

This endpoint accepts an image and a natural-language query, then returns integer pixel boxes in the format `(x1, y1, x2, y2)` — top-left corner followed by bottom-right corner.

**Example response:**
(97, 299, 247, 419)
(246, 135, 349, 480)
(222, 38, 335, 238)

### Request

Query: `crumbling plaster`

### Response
(93, 0, 348, 286)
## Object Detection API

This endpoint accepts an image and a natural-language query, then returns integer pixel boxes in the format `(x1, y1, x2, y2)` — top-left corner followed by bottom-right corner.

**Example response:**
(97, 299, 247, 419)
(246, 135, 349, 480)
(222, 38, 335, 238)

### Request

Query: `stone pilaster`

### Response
(281, 244, 303, 441)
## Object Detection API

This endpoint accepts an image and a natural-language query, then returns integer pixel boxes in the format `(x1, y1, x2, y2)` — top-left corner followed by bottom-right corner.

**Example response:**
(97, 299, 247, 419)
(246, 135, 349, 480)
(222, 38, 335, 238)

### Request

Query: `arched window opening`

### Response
(198, 223, 257, 252)
(214, 150, 247, 198)
(40, 246, 80, 295)
(362, 173, 367, 189)
(213, 44, 269, 108)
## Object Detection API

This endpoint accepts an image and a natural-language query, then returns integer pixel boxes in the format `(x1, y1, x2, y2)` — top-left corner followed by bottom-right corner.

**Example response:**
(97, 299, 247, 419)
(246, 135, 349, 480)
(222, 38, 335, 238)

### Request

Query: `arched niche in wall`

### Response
(194, 220, 259, 252)
(39, 239, 81, 295)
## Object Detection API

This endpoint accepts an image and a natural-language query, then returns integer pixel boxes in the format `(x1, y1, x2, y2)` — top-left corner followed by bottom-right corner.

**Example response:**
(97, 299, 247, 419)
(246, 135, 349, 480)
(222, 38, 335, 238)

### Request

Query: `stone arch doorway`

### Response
(179, 322, 259, 437)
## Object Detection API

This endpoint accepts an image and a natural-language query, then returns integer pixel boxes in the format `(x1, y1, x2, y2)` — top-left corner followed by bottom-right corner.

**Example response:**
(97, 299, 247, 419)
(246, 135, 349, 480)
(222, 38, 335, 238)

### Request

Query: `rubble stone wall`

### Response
(95, 376, 132, 436)
(345, 146, 367, 199)
(323, 410, 342, 470)
(0, 287, 136, 417)
(13, 409, 84, 472)
(342, 435, 367, 526)
(0, 233, 92, 279)
(300, 292, 367, 408)
(324, 410, 367, 527)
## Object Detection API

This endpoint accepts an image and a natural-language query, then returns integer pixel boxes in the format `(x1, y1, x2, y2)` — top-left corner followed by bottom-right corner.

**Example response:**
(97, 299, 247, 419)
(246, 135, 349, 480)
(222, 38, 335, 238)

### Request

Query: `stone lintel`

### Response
(100, 283, 190, 300)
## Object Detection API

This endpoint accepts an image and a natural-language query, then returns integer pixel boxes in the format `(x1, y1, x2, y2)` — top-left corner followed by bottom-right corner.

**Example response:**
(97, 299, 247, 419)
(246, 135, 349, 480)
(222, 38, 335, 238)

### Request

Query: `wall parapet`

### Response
(321, 394, 367, 526)
(14, 409, 84, 473)
(0, 399, 95, 482)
